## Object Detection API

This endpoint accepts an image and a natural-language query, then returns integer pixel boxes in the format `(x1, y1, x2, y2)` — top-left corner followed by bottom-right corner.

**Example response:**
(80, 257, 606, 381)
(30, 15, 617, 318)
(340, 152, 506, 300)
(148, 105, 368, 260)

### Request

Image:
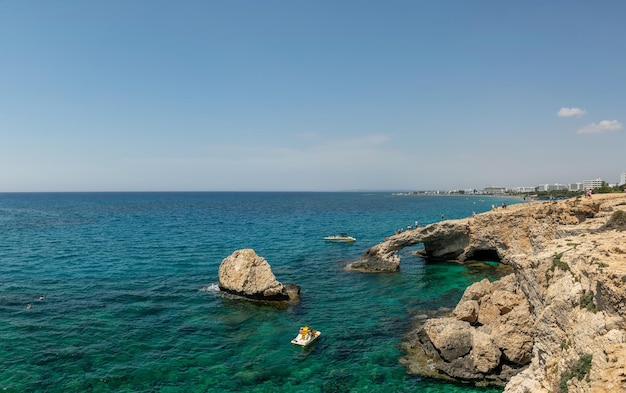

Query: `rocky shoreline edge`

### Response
(354, 193, 626, 392)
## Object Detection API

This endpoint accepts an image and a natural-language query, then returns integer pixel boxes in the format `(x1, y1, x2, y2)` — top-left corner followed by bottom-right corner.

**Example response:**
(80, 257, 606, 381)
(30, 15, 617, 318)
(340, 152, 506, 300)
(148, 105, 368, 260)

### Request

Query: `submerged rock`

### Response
(218, 248, 300, 303)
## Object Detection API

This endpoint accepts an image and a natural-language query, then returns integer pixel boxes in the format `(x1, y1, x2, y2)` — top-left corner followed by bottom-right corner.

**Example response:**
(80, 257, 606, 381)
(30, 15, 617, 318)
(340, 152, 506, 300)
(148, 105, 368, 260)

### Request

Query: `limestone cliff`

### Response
(361, 194, 626, 392)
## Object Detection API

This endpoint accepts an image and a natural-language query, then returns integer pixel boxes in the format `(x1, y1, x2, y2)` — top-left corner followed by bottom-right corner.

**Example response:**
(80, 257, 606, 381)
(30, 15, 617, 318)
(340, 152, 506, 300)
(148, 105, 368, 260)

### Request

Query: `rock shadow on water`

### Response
(217, 289, 300, 310)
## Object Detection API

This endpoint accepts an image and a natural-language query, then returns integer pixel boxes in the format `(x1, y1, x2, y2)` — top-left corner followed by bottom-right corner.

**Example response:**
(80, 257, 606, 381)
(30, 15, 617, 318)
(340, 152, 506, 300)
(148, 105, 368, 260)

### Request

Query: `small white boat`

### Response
(324, 233, 356, 242)
(291, 326, 321, 346)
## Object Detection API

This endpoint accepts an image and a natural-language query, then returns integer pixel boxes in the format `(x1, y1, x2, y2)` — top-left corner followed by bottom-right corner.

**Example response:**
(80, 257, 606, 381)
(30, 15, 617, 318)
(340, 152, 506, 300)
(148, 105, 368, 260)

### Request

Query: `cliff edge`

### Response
(393, 194, 626, 392)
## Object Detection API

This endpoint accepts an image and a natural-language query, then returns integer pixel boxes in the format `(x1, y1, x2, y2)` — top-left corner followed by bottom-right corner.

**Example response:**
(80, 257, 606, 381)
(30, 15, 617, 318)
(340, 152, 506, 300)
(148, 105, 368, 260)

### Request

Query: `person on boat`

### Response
(300, 326, 309, 340)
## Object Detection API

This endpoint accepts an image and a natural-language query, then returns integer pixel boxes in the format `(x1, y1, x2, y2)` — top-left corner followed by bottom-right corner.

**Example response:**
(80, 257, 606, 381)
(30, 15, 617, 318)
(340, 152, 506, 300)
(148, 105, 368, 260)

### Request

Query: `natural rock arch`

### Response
(348, 218, 494, 272)
(347, 199, 599, 272)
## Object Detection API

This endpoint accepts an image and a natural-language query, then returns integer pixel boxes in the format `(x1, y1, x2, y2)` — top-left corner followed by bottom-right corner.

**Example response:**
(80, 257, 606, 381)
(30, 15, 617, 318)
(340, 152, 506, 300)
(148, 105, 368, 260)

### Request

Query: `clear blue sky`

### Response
(1, 1, 625, 191)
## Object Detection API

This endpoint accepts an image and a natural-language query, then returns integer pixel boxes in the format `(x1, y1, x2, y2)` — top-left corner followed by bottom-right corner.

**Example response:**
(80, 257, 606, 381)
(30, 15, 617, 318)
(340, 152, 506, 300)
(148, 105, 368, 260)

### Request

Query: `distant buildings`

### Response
(513, 187, 536, 193)
(569, 183, 584, 192)
(531, 178, 609, 193)
(536, 183, 568, 192)
(583, 178, 605, 190)
(484, 175, 615, 195)
(405, 171, 624, 196)
(483, 186, 507, 195)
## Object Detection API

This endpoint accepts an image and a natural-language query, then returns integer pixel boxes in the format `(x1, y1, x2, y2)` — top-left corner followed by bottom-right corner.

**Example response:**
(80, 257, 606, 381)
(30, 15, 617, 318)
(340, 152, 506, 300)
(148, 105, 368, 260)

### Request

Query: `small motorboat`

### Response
(324, 233, 356, 242)
(291, 326, 321, 347)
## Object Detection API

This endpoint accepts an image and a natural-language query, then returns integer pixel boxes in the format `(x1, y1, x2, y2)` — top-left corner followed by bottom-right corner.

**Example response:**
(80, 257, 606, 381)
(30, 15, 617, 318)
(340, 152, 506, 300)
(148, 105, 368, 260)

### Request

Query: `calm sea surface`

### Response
(0, 192, 520, 392)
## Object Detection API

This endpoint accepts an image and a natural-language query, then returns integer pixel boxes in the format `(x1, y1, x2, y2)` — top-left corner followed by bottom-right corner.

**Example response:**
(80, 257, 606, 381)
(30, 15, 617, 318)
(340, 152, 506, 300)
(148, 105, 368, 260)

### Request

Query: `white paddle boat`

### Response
(291, 326, 321, 346)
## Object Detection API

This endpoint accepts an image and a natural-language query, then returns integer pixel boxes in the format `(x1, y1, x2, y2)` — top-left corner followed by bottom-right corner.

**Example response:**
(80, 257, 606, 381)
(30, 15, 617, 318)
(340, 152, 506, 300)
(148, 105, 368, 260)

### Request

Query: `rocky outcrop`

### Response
(347, 220, 472, 271)
(395, 194, 626, 392)
(218, 249, 300, 303)
(350, 197, 600, 272)
(401, 275, 533, 386)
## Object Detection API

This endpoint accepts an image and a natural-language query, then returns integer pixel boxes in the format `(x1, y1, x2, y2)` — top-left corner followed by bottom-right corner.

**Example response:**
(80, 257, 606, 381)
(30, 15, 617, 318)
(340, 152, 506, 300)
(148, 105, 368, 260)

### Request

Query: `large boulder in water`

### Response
(218, 249, 300, 303)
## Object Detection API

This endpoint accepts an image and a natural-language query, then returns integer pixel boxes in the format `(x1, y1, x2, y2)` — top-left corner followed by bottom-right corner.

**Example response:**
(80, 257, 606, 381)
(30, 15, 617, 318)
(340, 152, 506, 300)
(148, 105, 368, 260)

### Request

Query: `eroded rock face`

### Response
(423, 318, 472, 362)
(404, 275, 533, 385)
(351, 196, 602, 272)
(399, 194, 626, 391)
(348, 220, 470, 271)
(218, 249, 300, 302)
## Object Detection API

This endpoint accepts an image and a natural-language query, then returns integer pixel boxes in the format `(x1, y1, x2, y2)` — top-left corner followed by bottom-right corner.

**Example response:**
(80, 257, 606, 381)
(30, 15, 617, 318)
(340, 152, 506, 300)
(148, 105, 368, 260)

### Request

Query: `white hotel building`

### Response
(583, 178, 605, 190)
(569, 183, 584, 192)
(536, 183, 568, 192)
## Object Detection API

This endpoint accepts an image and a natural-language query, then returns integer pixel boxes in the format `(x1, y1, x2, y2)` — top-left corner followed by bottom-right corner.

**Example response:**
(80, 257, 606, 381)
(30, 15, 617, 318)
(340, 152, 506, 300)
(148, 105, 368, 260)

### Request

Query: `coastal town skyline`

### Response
(471, 170, 626, 195)
(1, 2, 625, 192)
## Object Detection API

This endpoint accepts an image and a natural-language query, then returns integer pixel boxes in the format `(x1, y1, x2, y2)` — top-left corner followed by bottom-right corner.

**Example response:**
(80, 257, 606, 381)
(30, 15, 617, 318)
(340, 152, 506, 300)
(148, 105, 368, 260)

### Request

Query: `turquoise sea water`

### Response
(0, 192, 520, 392)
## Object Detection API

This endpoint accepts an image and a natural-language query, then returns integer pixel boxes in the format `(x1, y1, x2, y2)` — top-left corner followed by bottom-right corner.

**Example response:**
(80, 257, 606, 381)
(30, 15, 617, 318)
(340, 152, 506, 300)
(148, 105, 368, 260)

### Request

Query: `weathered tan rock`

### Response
(460, 278, 492, 301)
(470, 330, 501, 373)
(217, 249, 300, 303)
(410, 272, 533, 383)
(422, 318, 472, 362)
(491, 305, 533, 365)
(397, 193, 626, 391)
(453, 299, 479, 324)
(352, 195, 605, 272)
(492, 289, 522, 314)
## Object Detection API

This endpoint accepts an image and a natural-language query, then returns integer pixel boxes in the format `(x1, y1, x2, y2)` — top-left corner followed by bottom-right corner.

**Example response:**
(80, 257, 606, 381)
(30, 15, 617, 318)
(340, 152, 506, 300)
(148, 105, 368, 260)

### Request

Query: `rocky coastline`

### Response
(355, 194, 626, 392)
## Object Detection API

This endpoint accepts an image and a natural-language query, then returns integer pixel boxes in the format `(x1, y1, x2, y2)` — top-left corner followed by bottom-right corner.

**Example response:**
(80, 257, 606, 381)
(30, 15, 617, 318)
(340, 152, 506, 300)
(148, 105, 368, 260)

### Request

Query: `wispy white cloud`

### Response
(557, 107, 587, 118)
(577, 120, 623, 134)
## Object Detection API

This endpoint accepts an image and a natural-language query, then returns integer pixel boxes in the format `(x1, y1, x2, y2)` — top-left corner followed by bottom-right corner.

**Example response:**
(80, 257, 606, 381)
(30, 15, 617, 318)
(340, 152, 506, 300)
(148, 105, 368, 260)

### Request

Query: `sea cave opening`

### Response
(467, 248, 502, 264)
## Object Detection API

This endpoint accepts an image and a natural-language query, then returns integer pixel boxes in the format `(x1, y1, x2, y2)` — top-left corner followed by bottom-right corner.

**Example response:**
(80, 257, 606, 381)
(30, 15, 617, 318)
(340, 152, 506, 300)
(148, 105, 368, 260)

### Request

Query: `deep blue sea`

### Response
(0, 192, 520, 392)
